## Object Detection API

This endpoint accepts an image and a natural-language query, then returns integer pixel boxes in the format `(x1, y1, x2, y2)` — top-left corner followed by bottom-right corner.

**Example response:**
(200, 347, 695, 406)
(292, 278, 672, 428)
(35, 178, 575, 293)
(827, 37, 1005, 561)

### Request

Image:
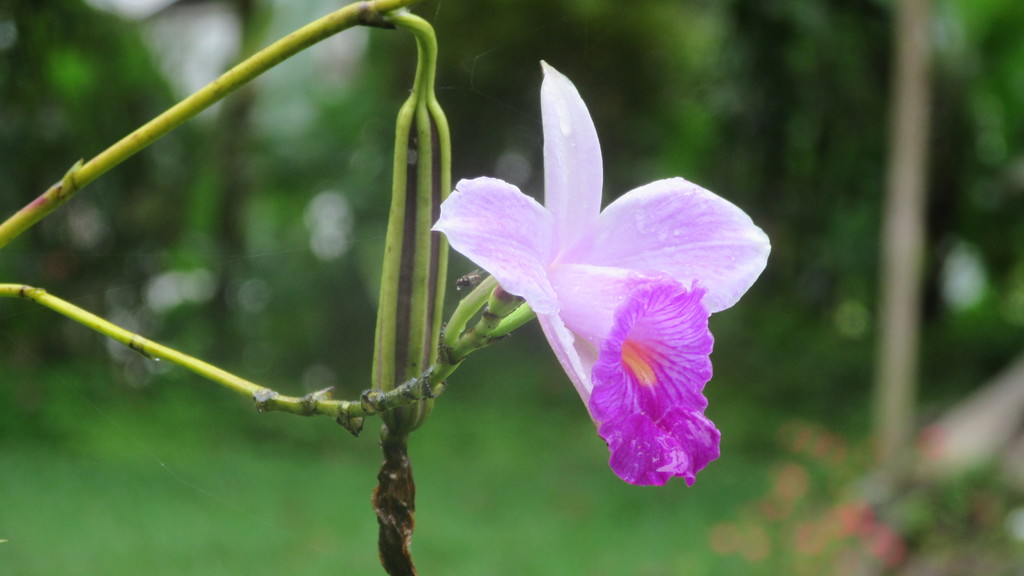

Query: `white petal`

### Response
(537, 313, 599, 404)
(541, 62, 603, 252)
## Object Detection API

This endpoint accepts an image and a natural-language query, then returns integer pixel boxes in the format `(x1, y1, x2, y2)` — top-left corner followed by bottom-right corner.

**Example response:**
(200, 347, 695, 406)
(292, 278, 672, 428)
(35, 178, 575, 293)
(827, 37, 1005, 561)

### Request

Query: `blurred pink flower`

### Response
(434, 63, 769, 485)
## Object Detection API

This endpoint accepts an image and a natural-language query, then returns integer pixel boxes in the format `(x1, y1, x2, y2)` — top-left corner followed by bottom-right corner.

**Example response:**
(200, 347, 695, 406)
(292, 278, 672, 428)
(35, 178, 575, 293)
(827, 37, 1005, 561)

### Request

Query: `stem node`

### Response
(59, 160, 84, 200)
(338, 413, 366, 437)
(128, 335, 153, 359)
(300, 386, 335, 413)
(253, 388, 280, 412)
(359, 2, 397, 28)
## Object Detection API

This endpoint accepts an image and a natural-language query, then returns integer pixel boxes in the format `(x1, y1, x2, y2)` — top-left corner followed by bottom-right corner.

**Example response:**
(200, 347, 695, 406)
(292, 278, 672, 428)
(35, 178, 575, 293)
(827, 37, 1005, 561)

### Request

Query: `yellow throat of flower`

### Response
(622, 339, 657, 387)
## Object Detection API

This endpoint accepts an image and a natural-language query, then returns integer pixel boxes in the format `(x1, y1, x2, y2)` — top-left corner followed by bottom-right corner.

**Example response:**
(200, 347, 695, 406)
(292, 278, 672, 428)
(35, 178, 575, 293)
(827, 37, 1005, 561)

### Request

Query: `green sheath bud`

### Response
(371, 13, 450, 435)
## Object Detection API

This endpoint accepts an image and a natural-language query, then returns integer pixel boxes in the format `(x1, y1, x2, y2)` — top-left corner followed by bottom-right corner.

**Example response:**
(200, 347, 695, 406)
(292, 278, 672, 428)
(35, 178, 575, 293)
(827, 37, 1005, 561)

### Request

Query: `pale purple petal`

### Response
(587, 280, 718, 485)
(584, 177, 770, 313)
(434, 177, 559, 314)
(548, 263, 670, 346)
(537, 313, 598, 403)
(541, 62, 602, 252)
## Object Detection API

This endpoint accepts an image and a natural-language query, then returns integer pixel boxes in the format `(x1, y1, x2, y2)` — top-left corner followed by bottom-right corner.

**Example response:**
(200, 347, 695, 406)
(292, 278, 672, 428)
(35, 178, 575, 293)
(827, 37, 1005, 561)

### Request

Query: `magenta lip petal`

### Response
(661, 408, 721, 483)
(588, 280, 719, 485)
(601, 413, 678, 485)
(590, 281, 713, 419)
(599, 409, 720, 486)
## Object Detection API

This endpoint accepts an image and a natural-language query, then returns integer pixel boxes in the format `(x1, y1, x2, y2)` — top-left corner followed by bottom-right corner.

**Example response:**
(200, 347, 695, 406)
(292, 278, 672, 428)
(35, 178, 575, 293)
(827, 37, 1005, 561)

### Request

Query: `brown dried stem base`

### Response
(372, 430, 417, 576)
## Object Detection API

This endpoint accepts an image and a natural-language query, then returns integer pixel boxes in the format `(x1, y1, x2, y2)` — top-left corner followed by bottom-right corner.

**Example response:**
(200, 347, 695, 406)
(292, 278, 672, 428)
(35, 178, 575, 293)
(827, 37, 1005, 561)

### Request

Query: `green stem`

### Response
(0, 284, 362, 431)
(490, 304, 536, 338)
(447, 300, 516, 362)
(0, 0, 430, 251)
(0, 278, 524, 434)
(443, 275, 497, 348)
(0, 285, 258, 397)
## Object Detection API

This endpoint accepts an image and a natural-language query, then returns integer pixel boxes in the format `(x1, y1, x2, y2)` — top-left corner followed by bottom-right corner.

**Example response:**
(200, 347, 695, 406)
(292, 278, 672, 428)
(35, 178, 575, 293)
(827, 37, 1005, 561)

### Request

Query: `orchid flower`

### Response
(434, 63, 770, 486)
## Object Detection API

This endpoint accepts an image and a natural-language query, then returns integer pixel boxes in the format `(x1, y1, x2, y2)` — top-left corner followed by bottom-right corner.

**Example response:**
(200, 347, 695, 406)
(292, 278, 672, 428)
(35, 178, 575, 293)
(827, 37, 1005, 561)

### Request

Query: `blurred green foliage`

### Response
(1, 0, 1023, 574)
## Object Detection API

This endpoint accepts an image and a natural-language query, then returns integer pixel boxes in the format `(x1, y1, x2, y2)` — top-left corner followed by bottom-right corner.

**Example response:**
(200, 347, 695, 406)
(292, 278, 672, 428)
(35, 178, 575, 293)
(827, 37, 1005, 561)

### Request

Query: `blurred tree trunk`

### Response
(874, 0, 932, 474)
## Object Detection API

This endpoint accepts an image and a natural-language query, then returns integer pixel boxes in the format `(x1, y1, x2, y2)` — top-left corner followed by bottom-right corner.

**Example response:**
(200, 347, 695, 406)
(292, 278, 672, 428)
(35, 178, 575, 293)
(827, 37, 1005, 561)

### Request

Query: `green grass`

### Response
(0, 346, 776, 576)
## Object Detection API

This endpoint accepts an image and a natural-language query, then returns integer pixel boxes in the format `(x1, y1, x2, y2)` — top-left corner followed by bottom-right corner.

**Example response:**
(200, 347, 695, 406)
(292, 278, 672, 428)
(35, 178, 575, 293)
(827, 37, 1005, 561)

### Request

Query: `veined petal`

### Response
(434, 177, 559, 314)
(548, 263, 670, 347)
(586, 178, 770, 313)
(661, 408, 720, 483)
(599, 409, 720, 486)
(590, 281, 713, 418)
(537, 313, 599, 403)
(588, 280, 718, 485)
(540, 62, 602, 252)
